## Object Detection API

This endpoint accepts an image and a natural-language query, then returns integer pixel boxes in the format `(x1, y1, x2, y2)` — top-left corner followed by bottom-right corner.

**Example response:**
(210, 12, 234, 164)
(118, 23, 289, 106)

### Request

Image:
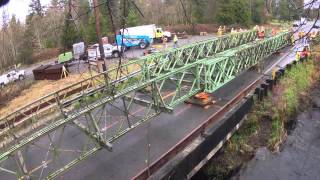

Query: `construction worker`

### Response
(217, 26, 223, 36)
(291, 34, 295, 46)
(271, 28, 277, 36)
(298, 31, 305, 40)
(295, 51, 301, 62)
(230, 28, 236, 34)
(223, 26, 226, 35)
(303, 35, 309, 45)
(258, 30, 265, 39)
(173, 34, 178, 48)
(301, 46, 310, 61)
(310, 31, 317, 41)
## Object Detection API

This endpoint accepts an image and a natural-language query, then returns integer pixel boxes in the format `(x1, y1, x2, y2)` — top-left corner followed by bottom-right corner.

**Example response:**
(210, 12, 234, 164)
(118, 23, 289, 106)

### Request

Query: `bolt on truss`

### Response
(0, 31, 290, 179)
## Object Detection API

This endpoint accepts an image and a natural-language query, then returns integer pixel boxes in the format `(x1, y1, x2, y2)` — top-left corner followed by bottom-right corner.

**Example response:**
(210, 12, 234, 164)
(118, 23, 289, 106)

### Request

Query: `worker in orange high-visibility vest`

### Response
(301, 46, 310, 61)
(258, 30, 265, 39)
(271, 28, 277, 36)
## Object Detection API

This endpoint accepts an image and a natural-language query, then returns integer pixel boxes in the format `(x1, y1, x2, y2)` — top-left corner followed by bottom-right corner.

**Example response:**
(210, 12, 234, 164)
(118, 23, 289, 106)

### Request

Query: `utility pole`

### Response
(92, 0, 107, 72)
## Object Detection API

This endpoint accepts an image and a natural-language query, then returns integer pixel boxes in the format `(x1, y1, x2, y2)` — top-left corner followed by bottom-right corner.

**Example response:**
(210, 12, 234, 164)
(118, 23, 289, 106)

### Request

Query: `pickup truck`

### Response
(0, 69, 26, 88)
(87, 43, 124, 61)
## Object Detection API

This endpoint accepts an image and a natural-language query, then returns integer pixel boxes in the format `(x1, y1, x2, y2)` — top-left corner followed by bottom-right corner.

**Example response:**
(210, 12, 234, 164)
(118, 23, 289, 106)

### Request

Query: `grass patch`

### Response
(268, 60, 316, 148)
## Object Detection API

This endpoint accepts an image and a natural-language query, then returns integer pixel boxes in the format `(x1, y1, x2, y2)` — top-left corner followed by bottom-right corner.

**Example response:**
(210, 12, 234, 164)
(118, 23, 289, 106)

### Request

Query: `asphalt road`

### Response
(0, 23, 316, 180)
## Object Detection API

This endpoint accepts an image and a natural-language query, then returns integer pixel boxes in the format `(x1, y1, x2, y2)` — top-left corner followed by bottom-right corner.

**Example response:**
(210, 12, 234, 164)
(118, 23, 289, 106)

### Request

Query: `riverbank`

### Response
(233, 85, 320, 180)
(193, 50, 320, 179)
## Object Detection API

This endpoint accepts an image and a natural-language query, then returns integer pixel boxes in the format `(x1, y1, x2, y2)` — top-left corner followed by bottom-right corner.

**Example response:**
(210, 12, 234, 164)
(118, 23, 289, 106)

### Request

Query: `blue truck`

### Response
(116, 35, 151, 49)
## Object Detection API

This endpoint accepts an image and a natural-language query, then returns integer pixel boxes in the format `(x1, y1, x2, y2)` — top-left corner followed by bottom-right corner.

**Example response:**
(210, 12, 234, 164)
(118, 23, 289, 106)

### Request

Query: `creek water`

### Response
(231, 90, 320, 180)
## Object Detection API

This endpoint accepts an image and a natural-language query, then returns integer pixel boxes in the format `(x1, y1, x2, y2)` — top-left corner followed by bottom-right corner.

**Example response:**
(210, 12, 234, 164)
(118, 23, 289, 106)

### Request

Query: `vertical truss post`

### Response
(121, 97, 132, 128)
(16, 150, 30, 180)
(87, 112, 112, 151)
(151, 81, 161, 113)
(54, 92, 67, 118)
(196, 64, 201, 90)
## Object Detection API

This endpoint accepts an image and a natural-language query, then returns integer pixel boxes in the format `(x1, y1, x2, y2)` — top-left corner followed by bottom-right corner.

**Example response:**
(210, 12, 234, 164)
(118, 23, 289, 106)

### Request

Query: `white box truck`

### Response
(72, 42, 85, 60)
(120, 24, 172, 42)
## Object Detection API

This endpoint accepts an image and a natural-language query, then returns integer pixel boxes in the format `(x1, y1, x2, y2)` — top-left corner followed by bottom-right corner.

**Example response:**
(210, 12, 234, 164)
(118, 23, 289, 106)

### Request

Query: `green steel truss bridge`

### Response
(0, 30, 290, 179)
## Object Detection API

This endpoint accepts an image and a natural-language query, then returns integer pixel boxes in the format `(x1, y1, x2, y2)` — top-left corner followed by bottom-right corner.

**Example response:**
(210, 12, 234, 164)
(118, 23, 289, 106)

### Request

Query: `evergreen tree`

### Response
(231, 0, 251, 26)
(29, 0, 43, 17)
(126, 10, 139, 27)
(191, 0, 207, 23)
(216, 0, 251, 26)
(19, 16, 34, 64)
(251, 0, 265, 24)
(279, 0, 290, 20)
(279, 0, 304, 21)
(61, 12, 80, 48)
(215, 0, 234, 24)
(85, 14, 97, 43)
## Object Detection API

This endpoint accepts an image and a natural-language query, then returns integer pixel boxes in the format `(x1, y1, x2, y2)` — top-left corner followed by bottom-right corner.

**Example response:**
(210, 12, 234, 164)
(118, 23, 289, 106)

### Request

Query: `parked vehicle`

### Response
(116, 24, 172, 49)
(0, 69, 25, 88)
(58, 51, 73, 64)
(116, 35, 151, 49)
(87, 43, 124, 61)
(58, 42, 86, 64)
(120, 24, 172, 42)
(73, 42, 86, 60)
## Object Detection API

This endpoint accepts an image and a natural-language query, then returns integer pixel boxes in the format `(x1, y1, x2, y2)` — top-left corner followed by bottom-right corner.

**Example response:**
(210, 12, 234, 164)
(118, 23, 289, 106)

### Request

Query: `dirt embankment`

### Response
(193, 50, 320, 180)
(0, 73, 96, 118)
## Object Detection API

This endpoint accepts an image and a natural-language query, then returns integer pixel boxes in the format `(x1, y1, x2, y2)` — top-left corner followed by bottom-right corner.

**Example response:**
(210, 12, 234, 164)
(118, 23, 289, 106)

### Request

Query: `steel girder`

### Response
(203, 32, 290, 92)
(0, 31, 291, 180)
(141, 30, 257, 77)
(0, 30, 257, 130)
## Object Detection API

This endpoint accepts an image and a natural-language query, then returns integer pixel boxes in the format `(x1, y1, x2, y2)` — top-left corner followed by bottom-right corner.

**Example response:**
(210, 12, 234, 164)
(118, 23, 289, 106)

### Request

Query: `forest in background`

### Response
(0, 0, 309, 71)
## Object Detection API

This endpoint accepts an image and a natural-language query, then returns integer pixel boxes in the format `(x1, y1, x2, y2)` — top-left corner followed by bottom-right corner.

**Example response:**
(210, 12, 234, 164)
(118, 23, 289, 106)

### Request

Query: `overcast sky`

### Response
(1, 0, 50, 23)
